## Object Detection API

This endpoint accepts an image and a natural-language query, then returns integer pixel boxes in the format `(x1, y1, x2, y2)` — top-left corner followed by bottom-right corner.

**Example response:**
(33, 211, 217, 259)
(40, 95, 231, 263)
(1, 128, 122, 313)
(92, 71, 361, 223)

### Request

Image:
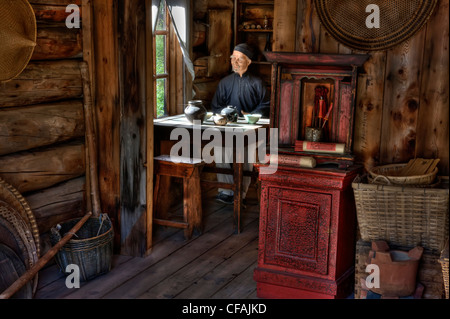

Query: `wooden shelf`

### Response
(234, 0, 274, 86)
(240, 29, 273, 33)
(239, 0, 273, 4)
(251, 61, 272, 65)
(234, 0, 274, 47)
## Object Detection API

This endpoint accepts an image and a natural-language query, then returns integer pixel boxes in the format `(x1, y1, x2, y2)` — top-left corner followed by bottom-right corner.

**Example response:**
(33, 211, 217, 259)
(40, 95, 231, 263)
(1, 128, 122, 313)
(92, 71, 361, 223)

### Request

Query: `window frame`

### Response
(153, 2, 170, 118)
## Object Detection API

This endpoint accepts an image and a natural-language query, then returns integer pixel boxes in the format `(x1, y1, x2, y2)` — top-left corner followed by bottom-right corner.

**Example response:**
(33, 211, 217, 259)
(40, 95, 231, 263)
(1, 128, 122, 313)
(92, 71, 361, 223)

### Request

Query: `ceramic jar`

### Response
(184, 100, 207, 124)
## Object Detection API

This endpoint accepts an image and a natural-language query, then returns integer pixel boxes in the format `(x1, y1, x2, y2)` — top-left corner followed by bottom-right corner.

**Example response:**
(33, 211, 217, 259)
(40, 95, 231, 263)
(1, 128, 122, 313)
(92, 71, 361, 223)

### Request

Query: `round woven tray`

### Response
(0, 243, 33, 299)
(314, 0, 438, 51)
(0, 216, 30, 268)
(0, 177, 40, 295)
(0, 204, 38, 268)
(0, 178, 40, 258)
(368, 163, 438, 186)
(0, 203, 39, 294)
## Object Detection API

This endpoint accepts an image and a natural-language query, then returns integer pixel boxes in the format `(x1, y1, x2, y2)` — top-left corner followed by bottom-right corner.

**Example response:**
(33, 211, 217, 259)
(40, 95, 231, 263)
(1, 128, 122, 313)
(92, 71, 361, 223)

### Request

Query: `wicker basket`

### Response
(369, 163, 438, 186)
(440, 240, 449, 299)
(352, 175, 449, 253)
(50, 215, 113, 282)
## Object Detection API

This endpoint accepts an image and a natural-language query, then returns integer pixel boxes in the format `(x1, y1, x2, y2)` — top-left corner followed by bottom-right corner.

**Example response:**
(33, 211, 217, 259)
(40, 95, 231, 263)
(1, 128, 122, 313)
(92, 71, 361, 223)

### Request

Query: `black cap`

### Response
(233, 43, 254, 60)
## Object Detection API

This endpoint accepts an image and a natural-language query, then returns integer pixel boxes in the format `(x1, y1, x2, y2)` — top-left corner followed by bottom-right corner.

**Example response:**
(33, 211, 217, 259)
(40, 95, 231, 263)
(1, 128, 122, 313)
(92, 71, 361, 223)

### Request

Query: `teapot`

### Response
(220, 105, 238, 123)
(184, 100, 207, 124)
(212, 113, 227, 126)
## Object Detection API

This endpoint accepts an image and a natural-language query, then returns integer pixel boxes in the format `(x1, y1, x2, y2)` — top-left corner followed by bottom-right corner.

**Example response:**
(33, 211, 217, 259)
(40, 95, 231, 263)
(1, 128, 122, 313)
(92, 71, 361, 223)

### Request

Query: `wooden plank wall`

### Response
(118, 0, 150, 257)
(290, 0, 449, 175)
(90, 0, 121, 251)
(91, 0, 153, 256)
(0, 1, 87, 243)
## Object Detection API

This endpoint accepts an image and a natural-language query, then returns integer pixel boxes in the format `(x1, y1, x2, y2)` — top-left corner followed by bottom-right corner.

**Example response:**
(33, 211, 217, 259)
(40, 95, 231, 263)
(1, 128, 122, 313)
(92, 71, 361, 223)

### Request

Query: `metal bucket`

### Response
(50, 214, 113, 282)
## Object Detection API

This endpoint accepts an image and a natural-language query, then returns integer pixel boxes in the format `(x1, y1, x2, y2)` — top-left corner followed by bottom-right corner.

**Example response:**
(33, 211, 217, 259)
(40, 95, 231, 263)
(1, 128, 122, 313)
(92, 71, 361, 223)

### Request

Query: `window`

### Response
(153, 0, 192, 118)
(154, 2, 169, 118)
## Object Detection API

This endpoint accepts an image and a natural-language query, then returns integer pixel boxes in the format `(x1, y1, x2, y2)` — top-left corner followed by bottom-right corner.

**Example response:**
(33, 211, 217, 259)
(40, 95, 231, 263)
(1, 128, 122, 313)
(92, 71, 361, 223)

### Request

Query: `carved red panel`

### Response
(278, 79, 302, 146)
(335, 83, 352, 147)
(278, 80, 294, 145)
(264, 186, 331, 275)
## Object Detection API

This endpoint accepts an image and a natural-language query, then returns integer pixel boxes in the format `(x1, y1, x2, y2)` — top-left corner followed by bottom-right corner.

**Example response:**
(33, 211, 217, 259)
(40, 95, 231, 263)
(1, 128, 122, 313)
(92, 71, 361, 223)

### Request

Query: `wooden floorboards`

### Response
(34, 191, 261, 299)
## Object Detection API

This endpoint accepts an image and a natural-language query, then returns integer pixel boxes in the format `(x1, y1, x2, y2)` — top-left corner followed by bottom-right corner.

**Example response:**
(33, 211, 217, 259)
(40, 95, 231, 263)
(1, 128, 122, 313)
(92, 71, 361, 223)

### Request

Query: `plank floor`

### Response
(34, 188, 261, 299)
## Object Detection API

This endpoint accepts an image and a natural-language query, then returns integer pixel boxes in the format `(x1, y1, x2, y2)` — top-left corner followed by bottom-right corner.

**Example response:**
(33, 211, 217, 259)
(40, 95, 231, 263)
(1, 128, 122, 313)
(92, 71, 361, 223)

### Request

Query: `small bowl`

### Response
(244, 114, 262, 124)
(206, 112, 213, 120)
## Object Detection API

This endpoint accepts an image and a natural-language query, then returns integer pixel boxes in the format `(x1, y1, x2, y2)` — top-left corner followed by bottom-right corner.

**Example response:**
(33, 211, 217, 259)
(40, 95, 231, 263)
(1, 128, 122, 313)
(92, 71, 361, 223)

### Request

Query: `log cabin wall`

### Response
(285, 0, 449, 175)
(0, 0, 88, 251)
(0, 0, 154, 258)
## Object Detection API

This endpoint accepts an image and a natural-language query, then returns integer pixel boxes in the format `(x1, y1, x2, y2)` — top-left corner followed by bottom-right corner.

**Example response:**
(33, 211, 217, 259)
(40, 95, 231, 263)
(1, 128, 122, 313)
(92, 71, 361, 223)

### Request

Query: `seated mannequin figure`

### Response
(211, 43, 270, 205)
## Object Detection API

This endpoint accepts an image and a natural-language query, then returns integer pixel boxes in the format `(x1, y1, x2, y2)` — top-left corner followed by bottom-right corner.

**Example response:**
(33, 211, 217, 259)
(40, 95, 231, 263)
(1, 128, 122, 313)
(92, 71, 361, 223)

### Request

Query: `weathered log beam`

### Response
(0, 142, 85, 194)
(32, 4, 82, 23)
(32, 26, 83, 60)
(0, 100, 85, 156)
(119, 0, 148, 257)
(30, 0, 81, 5)
(92, 0, 121, 250)
(26, 177, 86, 233)
(0, 60, 82, 108)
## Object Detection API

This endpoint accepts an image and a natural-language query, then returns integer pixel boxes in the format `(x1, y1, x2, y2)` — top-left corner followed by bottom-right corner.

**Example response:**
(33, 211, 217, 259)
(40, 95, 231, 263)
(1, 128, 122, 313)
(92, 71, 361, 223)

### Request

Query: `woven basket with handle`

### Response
(368, 163, 438, 186)
(352, 175, 449, 253)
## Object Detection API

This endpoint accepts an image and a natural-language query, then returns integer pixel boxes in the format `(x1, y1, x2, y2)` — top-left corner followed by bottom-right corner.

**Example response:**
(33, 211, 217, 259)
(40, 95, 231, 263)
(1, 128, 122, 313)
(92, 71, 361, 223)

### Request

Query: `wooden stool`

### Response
(153, 155, 205, 239)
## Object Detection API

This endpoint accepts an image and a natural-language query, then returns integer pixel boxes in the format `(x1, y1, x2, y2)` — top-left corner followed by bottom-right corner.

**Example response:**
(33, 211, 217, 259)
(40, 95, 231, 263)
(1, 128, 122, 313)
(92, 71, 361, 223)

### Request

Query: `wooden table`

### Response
(154, 114, 270, 233)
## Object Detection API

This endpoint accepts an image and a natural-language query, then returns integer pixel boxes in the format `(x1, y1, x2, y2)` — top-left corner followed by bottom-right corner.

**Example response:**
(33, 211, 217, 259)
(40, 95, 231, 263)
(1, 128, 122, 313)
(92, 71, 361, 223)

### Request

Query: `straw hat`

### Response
(0, 0, 37, 82)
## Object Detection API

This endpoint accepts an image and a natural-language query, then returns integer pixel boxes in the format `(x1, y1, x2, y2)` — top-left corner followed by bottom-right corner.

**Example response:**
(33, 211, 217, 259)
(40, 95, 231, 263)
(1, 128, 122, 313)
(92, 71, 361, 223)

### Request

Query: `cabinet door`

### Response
(264, 186, 332, 275)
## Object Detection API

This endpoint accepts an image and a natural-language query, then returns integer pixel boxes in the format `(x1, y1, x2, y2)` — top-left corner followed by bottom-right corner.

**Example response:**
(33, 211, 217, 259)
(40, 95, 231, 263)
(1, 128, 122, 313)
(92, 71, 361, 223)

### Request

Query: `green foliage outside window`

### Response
(155, 3, 166, 117)
(155, 35, 165, 117)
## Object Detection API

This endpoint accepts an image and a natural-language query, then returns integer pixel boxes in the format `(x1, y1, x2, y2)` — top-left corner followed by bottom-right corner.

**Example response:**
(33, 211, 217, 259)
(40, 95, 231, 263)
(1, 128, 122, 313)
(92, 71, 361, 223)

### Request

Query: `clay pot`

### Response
(220, 105, 238, 123)
(369, 243, 423, 297)
(184, 100, 207, 124)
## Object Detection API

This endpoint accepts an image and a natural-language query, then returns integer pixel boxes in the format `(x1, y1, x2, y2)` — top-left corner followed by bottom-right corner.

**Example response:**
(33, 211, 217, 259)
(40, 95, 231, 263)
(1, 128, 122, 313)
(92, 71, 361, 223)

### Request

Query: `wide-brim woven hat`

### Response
(0, 0, 37, 82)
(314, 0, 437, 51)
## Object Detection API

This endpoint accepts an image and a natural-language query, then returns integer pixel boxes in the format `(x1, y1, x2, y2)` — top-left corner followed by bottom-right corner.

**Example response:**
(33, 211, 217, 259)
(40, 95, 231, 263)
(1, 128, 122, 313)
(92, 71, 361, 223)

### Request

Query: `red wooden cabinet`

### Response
(253, 52, 368, 298)
(254, 164, 361, 299)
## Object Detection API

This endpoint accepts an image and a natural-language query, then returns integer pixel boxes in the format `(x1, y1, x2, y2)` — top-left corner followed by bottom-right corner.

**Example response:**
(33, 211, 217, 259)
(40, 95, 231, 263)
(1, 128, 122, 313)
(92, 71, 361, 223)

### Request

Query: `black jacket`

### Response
(211, 71, 270, 118)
